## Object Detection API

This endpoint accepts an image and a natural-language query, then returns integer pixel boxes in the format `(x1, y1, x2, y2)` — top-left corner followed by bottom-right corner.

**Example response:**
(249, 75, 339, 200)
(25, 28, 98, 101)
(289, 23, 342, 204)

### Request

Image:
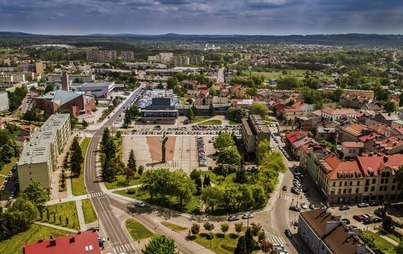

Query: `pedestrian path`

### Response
(89, 191, 106, 198)
(267, 235, 286, 245)
(280, 194, 293, 200)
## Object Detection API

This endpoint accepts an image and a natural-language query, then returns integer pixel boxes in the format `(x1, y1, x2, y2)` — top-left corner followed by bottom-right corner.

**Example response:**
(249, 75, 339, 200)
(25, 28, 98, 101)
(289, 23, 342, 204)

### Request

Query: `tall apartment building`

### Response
(121, 51, 134, 61)
(173, 56, 190, 67)
(17, 114, 71, 193)
(86, 50, 118, 62)
(35, 60, 44, 75)
(240, 114, 271, 154)
(190, 55, 205, 65)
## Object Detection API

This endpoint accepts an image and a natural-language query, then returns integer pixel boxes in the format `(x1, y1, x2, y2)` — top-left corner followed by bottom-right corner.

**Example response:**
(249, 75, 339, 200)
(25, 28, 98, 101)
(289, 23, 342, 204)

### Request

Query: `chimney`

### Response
(61, 71, 69, 91)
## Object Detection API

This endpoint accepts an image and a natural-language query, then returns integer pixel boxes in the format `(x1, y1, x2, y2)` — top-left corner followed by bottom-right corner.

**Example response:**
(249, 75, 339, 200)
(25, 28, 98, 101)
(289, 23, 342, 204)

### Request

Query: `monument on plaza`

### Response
(161, 132, 168, 163)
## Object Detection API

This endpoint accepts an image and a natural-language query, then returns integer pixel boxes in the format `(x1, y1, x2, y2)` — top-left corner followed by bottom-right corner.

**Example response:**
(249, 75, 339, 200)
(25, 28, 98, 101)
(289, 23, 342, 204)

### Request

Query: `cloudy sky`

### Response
(1, 0, 403, 35)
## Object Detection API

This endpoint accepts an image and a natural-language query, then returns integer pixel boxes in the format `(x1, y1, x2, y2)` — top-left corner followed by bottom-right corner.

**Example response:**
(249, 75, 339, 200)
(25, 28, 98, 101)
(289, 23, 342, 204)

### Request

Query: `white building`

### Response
(0, 92, 9, 111)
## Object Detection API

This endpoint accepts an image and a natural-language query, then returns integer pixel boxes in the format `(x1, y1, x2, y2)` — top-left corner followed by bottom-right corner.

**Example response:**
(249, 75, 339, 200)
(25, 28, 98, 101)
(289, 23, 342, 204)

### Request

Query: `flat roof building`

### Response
(17, 114, 71, 192)
(240, 114, 271, 154)
(141, 98, 178, 124)
(76, 82, 115, 98)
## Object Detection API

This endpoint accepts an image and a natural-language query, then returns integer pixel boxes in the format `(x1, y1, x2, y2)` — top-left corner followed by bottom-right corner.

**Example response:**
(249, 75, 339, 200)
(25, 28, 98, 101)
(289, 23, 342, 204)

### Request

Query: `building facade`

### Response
(17, 114, 71, 193)
(86, 50, 117, 62)
(240, 114, 271, 154)
(141, 98, 179, 124)
(121, 51, 135, 61)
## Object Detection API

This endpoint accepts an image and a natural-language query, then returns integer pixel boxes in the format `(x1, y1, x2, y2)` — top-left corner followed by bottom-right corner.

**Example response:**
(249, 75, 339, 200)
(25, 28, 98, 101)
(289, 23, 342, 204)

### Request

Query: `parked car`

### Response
(242, 213, 253, 219)
(228, 215, 240, 221)
(134, 201, 146, 207)
(374, 209, 385, 218)
(357, 203, 370, 208)
(372, 218, 382, 223)
(284, 229, 293, 238)
(341, 218, 351, 225)
(370, 201, 380, 206)
(300, 203, 308, 209)
(353, 215, 364, 222)
(291, 188, 301, 195)
(289, 206, 301, 212)
(282, 185, 287, 191)
(339, 205, 350, 211)
(309, 203, 315, 209)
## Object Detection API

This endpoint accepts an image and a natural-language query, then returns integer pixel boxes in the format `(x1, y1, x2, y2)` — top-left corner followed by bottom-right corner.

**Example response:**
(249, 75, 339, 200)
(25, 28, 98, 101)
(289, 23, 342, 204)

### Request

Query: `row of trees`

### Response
(69, 137, 84, 176)
(123, 104, 140, 128)
(100, 128, 119, 182)
(0, 127, 19, 169)
(7, 87, 27, 111)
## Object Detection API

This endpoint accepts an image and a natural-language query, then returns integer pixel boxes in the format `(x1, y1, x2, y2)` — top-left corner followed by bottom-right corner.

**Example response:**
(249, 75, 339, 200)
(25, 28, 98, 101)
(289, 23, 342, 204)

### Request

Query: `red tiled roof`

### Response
(23, 231, 101, 254)
(342, 141, 364, 148)
(321, 154, 361, 180)
(322, 107, 357, 116)
(341, 123, 366, 137)
(285, 130, 305, 144)
(358, 132, 380, 142)
(357, 154, 403, 176)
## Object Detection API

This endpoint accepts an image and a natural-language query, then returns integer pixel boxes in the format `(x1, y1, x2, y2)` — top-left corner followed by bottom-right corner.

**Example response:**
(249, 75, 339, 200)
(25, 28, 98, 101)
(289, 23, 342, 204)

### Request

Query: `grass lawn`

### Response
(360, 230, 396, 254)
(0, 157, 17, 176)
(227, 120, 241, 126)
(161, 221, 188, 232)
(41, 201, 80, 230)
(71, 137, 91, 196)
(82, 199, 97, 224)
(0, 224, 70, 254)
(104, 174, 142, 190)
(194, 233, 239, 254)
(386, 233, 400, 243)
(203, 171, 235, 185)
(197, 120, 222, 126)
(125, 219, 154, 241)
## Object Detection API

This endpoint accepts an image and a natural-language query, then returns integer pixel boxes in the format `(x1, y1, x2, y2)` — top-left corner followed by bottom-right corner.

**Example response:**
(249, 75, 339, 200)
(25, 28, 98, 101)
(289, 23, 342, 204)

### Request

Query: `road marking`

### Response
(280, 194, 292, 200)
(267, 235, 286, 244)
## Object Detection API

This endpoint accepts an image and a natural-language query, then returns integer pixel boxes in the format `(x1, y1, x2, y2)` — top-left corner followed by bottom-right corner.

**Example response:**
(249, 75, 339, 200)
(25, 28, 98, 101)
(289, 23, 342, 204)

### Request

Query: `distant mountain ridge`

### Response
(0, 31, 402, 47)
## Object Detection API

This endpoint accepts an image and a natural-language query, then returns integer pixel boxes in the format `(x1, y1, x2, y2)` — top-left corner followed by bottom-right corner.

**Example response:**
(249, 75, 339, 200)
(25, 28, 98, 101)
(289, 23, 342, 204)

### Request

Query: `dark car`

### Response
(228, 215, 240, 221)
(309, 203, 315, 209)
(341, 218, 351, 225)
(374, 209, 385, 218)
(370, 201, 380, 206)
(282, 185, 287, 191)
(353, 215, 364, 222)
(372, 218, 382, 223)
(339, 205, 350, 211)
(289, 206, 301, 212)
(291, 188, 301, 195)
(284, 229, 293, 238)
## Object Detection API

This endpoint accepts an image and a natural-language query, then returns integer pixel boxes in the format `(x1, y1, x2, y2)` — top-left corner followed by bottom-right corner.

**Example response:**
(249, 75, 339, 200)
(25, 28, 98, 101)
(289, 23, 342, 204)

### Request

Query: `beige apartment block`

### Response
(17, 114, 71, 193)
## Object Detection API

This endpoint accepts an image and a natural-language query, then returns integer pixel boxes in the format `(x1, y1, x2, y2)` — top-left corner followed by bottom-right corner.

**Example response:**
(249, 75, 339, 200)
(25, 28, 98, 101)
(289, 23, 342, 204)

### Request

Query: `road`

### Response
(217, 67, 225, 83)
(85, 87, 143, 254)
(268, 134, 313, 254)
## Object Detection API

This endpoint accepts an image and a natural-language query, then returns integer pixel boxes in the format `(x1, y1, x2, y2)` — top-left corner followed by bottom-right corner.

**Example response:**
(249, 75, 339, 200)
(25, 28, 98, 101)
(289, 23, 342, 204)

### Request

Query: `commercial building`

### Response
(298, 209, 369, 254)
(140, 98, 178, 124)
(47, 74, 95, 83)
(240, 114, 271, 154)
(17, 114, 71, 193)
(173, 56, 190, 67)
(76, 82, 115, 98)
(86, 50, 117, 62)
(23, 230, 101, 254)
(35, 60, 44, 75)
(33, 90, 96, 117)
(311, 153, 403, 205)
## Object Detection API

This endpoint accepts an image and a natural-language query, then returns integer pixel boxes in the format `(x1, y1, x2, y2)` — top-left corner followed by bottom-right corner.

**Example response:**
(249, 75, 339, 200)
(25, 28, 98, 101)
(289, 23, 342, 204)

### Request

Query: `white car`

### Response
(134, 201, 146, 207)
(301, 202, 308, 209)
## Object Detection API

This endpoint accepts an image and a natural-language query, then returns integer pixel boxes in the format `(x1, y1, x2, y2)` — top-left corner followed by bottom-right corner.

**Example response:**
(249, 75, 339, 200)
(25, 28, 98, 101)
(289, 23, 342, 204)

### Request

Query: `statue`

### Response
(161, 132, 168, 163)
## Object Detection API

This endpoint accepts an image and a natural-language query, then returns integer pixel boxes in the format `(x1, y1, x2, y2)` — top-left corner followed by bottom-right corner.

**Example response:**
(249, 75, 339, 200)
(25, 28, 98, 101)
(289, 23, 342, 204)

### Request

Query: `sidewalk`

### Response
(34, 221, 79, 233)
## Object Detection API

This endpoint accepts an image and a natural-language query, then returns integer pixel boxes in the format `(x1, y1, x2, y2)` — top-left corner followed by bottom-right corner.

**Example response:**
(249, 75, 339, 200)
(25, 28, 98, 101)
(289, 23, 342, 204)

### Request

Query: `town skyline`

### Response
(1, 0, 403, 36)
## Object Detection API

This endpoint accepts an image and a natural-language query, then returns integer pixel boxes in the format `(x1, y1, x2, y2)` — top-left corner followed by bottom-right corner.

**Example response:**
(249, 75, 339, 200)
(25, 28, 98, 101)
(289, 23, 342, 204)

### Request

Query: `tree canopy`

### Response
(213, 133, 235, 152)
(142, 235, 176, 254)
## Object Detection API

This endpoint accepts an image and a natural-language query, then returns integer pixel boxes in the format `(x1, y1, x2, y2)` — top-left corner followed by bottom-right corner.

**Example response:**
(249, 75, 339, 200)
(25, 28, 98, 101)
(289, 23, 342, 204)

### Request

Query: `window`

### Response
(366, 179, 370, 185)
(372, 179, 376, 184)
(338, 189, 341, 194)
(333, 182, 336, 186)
(384, 186, 388, 192)
(357, 181, 360, 185)
(379, 186, 383, 191)
(348, 189, 352, 194)
(365, 187, 368, 192)
(393, 178, 397, 183)
(345, 181, 348, 186)
(371, 186, 375, 192)
(381, 179, 384, 184)
(356, 188, 359, 193)
(350, 181, 353, 186)
(385, 179, 389, 184)
(343, 189, 347, 194)
(392, 185, 395, 191)
(339, 182, 342, 186)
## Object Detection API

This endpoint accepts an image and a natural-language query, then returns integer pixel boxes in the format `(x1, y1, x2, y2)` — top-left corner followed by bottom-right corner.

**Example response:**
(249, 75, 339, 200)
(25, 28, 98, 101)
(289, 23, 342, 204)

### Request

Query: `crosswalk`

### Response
(89, 192, 105, 198)
(267, 235, 286, 245)
(113, 242, 136, 254)
(280, 194, 293, 200)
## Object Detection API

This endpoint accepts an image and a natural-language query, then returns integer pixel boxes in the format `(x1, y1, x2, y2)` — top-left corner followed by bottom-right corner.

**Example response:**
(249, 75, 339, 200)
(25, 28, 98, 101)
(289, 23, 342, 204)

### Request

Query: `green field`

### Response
(41, 201, 80, 230)
(82, 199, 97, 224)
(0, 224, 70, 254)
(360, 230, 396, 254)
(104, 174, 142, 190)
(71, 137, 91, 196)
(0, 157, 17, 176)
(193, 116, 213, 123)
(125, 219, 154, 241)
(194, 233, 239, 254)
